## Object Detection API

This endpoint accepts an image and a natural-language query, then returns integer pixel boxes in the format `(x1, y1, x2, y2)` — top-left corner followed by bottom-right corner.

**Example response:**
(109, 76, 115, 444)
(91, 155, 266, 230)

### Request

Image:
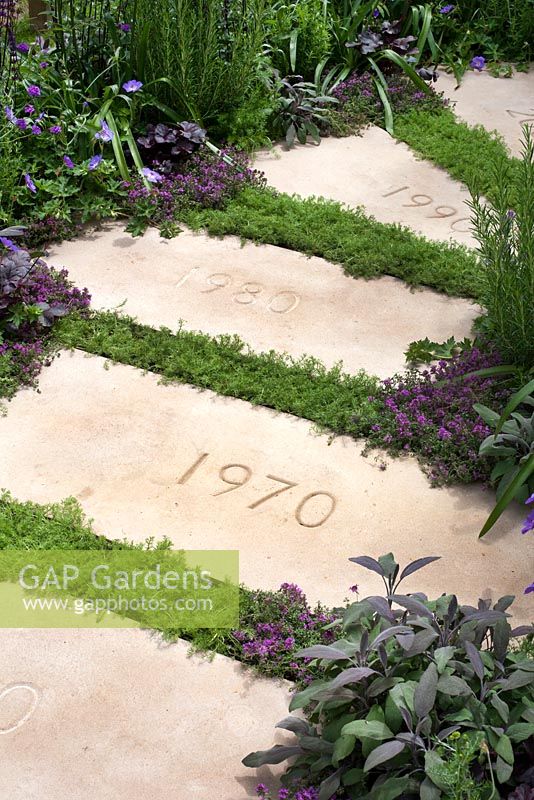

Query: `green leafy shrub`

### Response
(468, 128, 534, 368)
(265, 0, 332, 80)
(244, 553, 534, 800)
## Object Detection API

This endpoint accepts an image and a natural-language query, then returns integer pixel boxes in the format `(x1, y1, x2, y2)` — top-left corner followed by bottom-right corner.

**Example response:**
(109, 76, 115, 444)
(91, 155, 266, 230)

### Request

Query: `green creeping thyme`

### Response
(183, 187, 482, 299)
(55, 311, 380, 437)
(394, 107, 520, 206)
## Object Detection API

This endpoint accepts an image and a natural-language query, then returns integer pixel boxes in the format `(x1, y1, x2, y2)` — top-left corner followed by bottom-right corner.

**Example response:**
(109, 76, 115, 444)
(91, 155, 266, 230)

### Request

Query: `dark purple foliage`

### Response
(367, 347, 510, 485)
(136, 121, 206, 174)
(508, 788, 534, 800)
(347, 19, 417, 56)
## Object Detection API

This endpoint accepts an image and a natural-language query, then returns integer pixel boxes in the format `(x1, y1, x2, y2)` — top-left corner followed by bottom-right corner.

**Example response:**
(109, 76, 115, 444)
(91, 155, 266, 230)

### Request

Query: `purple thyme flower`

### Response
(24, 173, 37, 193)
(141, 167, 164, 183)
(470, 56, 486, 71)
(118, 22, 131, 32)
(31, 124, 41, 135)
(372, 8, 379, 17)
(49, 125, 62, 134)
(122, 79, 143, 93)
(4, 106, 16, 123)
(26, 84, 41, 97)
(24, 104, 35, 114)
(439, 4, 454, 13)
(39, 61, 48, 68)
(94, 119, 114, 142)
(255, 785, 268, 797)
(15, 118, 27, 130)
(349, 584, 359, 593)
(506, 209, 516, 219)
(63, 155, 75, 169)
(88, 154, 102, 170)
(0, 236, 20, 252)
(16, 41, 30, 53)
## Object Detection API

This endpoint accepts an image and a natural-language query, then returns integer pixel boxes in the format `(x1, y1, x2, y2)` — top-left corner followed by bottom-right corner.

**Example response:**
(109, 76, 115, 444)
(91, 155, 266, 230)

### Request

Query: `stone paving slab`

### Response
(0, 628, 290, 799)
(439, 69, 534, 157)
(1, 350, 532, 622)
(48, 225, 477, 379)
(255, 126, 476, 246)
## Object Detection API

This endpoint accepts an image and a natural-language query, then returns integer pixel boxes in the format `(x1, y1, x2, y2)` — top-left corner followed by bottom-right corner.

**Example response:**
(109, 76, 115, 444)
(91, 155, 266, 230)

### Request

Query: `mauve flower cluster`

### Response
(15, 261, 90, 312)
(125, 146, 266, 223)
(367, 347, 510, 485)
(232, 582, 336, 682)
(256, 782, 345, 799)
(331, 71, 445, 117)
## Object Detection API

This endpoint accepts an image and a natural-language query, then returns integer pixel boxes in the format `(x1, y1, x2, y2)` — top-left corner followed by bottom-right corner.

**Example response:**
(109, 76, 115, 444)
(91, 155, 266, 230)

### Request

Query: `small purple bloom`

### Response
(349, 584, 359, 593)
(141, 167, 164, 183)
(470, 56, 486, 71)
(24, 173, 37, 193)
(31, 125, 41, 135)
(278, 791, 289, 800)
(24, 104, 35, 114)
(39, 61, 48, 69)
(49, 125, 62, 134)
(4, 106, 17, 123)
(122, 79, 143, 93)
(0, 237, 21, 252)
(94, 119, 114, 142)
(506, 209, 516, 219)
(525, 582, 534, 595)
(15, 118, 27, 130)
(372, 8, 379, 17)
(438, 426, 452, 440)
(439, 4, 454, 13)
(88, 155, 103, 170)
(63, 155, 75, 169)
(16, 42, 30, 53)
(26, 84, 41, 97)
(118, 22, 131, 32)
(522, 494, 534, 535)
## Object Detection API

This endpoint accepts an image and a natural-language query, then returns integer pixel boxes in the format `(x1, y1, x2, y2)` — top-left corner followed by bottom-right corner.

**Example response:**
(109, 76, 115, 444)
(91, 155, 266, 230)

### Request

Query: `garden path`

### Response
(255, 126, 476, 246)
(1, 350, 532, 620)
(0, 629, 291, 799)
(48, 224, 478, 378)
(439, 68, 534, 157)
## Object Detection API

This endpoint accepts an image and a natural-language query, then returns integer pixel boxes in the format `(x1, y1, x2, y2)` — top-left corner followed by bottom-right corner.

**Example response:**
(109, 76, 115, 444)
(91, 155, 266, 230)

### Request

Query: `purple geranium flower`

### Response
(470, 56, 486, 71)
(141, 166, 164, 183)
(63, 155, 75, 169)
(88, 155, 103, 170)
(26, 84, 41, 97)
(49, 125, 62, 134)
(24, 173, 37, 193)
(16, 42, 30, 53)
(439, 4, 454, 13)
(122, 79, 143, 93)
(94, 119, 114, 142)
(0, 237, 21, 252)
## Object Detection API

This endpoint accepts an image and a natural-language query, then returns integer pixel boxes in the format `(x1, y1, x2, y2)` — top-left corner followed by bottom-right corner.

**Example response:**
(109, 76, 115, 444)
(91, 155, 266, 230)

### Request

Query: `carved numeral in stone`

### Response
(213, 464, 252, 496)
(295, 492, 337, 528)
(0, 683, 40, 735)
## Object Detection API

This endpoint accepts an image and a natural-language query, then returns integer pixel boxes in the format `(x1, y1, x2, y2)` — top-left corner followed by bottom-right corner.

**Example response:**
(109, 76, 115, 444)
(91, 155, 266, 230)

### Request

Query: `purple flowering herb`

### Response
(16, 41, 30, 53)
(439, 4, 454, 12)
(49, 125, 62, 135)
(4, 105, 17, 123)
(117, 22, 131, 32)
(470, 55, 486, 71)
(15, 118, 27, 130)
(63, 155, 75, 169)
(525, 582, 534, 594)
(39, 61, 48, 68)
(26, 84, 41, 97)
(372, 8, 379, 17)
(141, 167, 164, 183)
(122, 79, 143, 93)
(31, 124, 41, 135)
(349, 584, 359, 593)
(521, 493, 534, 535)
(94, 119, 114, 142)
(24, 173, 37, 193)
(88, 155, 103, 171)
(24, 104, 35, 115)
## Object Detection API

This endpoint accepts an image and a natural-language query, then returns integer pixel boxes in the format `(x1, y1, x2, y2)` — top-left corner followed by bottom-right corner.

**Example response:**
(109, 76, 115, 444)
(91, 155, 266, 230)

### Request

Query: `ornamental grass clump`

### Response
(244, 553, 534, 800)
(468, 128, 534, 368)
(367, 346, 509, 485)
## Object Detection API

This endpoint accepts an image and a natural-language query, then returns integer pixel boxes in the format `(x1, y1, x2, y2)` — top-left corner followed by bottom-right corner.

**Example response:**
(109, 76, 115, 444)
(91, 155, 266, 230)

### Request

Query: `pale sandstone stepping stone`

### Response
(0, 629, 290, 799)
(48, 225, 477, 379)
(255, 127, 476, 246)
(1, 351, 532, 623)
(439, 69, 534, 157)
